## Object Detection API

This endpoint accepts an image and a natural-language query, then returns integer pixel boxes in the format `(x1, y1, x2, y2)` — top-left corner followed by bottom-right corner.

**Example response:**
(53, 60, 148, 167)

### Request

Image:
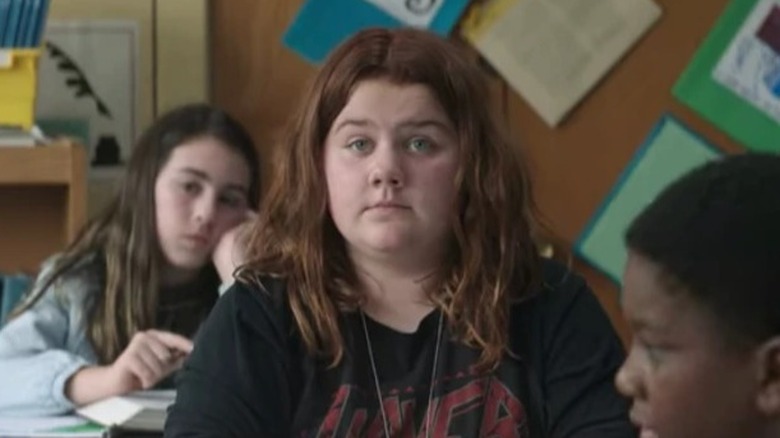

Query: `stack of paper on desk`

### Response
(76, 390, 175, 433)
(0, 391, 173, 436)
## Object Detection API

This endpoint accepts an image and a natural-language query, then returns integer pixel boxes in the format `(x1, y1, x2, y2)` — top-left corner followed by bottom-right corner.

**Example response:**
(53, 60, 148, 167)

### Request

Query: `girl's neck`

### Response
(351, 252, 442, 333)
(160, 264, 200, 288)
(159, 265, 212, 307)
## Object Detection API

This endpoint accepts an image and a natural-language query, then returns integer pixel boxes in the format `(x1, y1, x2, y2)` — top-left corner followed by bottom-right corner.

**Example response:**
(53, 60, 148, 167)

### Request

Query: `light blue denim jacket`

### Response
(0, 254, 228, 417)
(0, 256, 100, 416)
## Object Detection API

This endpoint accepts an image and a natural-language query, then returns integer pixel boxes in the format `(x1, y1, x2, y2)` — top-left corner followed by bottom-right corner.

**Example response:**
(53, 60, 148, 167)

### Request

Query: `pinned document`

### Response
(674, 0, 780, 152)
(575, 115, 722, 284)
(461, 0, 661, 127)
(283, 0, 470, 64)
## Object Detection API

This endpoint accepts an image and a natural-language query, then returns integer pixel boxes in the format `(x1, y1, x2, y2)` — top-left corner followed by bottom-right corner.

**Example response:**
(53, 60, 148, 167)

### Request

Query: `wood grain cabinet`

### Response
(0, 141, 86, 272)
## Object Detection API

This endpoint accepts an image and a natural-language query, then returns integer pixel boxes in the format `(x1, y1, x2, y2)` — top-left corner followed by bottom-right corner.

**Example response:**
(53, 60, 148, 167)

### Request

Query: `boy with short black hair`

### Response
(616, 153, 780, 438)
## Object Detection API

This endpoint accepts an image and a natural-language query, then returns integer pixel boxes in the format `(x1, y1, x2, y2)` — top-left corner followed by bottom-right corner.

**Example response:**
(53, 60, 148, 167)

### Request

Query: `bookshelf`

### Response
(0, 140, 87, 272)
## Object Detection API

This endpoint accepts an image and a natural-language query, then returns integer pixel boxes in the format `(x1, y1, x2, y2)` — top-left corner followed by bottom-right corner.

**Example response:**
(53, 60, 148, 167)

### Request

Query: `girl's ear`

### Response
(755, 337, 780, 416)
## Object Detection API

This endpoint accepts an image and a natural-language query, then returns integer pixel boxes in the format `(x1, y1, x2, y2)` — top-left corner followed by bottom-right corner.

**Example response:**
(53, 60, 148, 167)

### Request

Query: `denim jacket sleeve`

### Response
(0, 256, 100, 416)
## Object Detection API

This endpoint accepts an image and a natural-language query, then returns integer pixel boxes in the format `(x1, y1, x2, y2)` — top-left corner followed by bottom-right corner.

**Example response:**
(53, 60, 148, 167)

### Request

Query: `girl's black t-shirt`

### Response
(164, 260, 634, 437)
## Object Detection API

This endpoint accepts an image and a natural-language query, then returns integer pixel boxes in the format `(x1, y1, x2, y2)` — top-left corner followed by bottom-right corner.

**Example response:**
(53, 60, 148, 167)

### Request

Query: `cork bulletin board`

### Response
(211, 0, 745, 343)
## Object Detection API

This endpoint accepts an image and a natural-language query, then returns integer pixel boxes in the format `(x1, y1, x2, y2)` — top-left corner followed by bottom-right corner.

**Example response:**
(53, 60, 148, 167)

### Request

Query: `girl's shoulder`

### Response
(218, 275, 291, 324)
(203, 275, 297, 351)
(509, 258, 624, 367)
(509, 258, 607, 354)
(513, 258, 591, 317)
(30, 252, 104, 305)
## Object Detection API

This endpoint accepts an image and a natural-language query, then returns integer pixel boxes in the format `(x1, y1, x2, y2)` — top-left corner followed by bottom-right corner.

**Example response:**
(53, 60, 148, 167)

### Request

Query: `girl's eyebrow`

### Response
(333, 119, 374, 133)
(395, 120, 452, 131)
(333, 118, 453, 134)
(178, 167, 248, 194)
(178, 167, 209, 180)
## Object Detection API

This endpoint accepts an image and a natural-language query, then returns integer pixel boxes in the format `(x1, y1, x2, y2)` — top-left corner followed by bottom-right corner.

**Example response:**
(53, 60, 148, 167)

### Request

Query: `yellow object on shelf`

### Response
(0, 49, 41, 130)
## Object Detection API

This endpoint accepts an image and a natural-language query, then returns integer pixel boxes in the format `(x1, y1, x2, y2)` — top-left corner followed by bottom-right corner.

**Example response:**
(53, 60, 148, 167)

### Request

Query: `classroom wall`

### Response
(0, 1, 211, 274)
(211, 0, 747, 344)
(155, 0, 210, 114)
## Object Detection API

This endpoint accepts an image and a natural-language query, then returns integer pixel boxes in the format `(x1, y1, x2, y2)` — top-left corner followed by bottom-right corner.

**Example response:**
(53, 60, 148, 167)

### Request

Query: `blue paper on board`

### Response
(283, 0, 470, 64)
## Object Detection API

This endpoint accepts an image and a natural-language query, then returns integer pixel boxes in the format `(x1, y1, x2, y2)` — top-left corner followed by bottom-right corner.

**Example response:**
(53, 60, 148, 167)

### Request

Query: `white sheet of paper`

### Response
(713, 0, 780, 124)
(360, 0, 445, 27)
(75, 389, 175, 430)
(0, 50, 12, 68)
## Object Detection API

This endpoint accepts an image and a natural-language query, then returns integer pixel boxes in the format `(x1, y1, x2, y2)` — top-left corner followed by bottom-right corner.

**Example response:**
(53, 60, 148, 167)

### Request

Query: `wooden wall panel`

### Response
(0, 143, 87, 274)
(0, 188, 67, 273)
(156, 0, 211, 113)
(211, 0, 315, 186)
(211, 0, 745, 344)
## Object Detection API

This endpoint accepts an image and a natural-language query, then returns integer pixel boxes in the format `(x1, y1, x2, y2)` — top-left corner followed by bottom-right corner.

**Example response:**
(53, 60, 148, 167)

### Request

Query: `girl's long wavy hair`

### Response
(241, 28, 539, 370)
(12, 104, 261, 364)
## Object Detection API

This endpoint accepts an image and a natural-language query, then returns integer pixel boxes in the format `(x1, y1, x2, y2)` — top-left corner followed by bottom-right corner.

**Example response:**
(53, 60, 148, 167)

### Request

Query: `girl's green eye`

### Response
(409, 138, 432, 152)
(348, 139, 370, 152)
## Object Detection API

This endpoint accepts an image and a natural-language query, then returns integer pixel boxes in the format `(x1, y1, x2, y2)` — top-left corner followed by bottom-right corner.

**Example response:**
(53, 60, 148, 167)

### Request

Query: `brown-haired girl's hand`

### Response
(212, 210, 257, 285)
(108, 330, 193, 392)
(65, 330, 193, 407)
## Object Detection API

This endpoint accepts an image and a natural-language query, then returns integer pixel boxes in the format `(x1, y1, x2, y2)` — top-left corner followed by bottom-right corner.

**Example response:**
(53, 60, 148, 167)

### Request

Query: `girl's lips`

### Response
(630, 411, 658, 438)
(184, 234, 209, 246)
(639, 428, 659, 438)
(369, 201, 409, 209)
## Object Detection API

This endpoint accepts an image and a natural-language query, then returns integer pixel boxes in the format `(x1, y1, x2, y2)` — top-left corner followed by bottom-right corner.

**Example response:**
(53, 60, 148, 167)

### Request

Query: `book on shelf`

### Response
(0, 125, 50, 147)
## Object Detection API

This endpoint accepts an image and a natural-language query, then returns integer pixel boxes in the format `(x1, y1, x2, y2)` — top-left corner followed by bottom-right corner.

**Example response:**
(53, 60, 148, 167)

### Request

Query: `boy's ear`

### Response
(756, 337, 780, 415)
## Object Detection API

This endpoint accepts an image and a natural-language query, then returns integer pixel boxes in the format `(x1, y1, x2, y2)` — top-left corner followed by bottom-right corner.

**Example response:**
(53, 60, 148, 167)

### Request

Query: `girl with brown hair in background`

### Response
(0, 103, 261, 416)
